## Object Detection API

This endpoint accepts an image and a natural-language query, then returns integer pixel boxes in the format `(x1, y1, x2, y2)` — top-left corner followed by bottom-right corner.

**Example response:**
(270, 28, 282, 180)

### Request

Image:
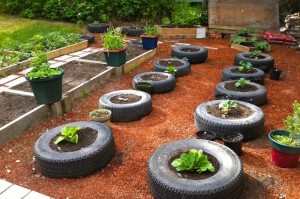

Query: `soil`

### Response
(49, 127, 98, 152)
(181, 47, 200, 52)
(12, 61, 107, 93)
(224, 81, 258, 92)
(141, 74, 167, 81)
(168, 150, 220, 180)
(158, 60, 184, 67)
(110, 94, 142, 104)
(0, 37, 299, 199)
(231, 68, 257, 74)
(0, 92, 38, 127)
(207, 103, 253, 119)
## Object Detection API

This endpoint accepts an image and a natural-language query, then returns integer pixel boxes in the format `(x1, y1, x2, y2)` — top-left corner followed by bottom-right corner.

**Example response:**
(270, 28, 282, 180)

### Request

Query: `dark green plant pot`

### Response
(268, 129, 300, 154)
(104, 49, 126, 67)
(134, 82, 152, 94)
(26, 69, 64, 104)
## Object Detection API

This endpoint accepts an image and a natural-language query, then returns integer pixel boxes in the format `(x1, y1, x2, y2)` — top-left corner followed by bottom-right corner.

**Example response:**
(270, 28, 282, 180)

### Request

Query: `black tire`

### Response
(233, 52, 274, 73)
(80, 34, 95, 44)
(153, 58, 191, 77)
(99, 90, 152, 122)
(215, 80, 268, 106)
(87, 23, 109, 33)
(132, 72, 176, 94)
(122, 26, 144, 37)
(222, 66, 265, 85)
(34, 121, 115, 179)
(171, 45, 208, 64)
(148, 139, 244, 199)
(194, 100, 265, 141)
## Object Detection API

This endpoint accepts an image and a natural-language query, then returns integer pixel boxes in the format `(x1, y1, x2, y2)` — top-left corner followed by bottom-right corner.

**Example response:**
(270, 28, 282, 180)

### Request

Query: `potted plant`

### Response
(102, 27, 126, 66)
(89, 108, 112, 123)
(25, 52, 64, 104)
(87, 21, 109, 33)
(140, 24, 159, 49)
(268, 101, 300, 168)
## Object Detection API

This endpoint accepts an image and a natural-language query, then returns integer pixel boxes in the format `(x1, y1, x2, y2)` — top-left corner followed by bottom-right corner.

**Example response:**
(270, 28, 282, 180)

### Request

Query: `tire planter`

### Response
(214, 80, 267, 106)
(153, 58, 191, 77)
(99, 90, 152, 122)
(171, 45, 208, 64)
(194, 100, 265, 141)
(122, 26, 144, 37)
(87, 23, 109, 33)
(148, 139, 244, 199)
(132, 72, 176, 94)
(222, 66, 265, 85)
(80, 34, 95, 44)
(233, 52, 274, 73)
(34, 121, 115, 179)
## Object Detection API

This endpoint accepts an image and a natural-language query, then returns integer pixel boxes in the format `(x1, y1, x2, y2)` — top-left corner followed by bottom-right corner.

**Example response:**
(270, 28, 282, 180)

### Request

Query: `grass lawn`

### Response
(0, 14, 86, 50)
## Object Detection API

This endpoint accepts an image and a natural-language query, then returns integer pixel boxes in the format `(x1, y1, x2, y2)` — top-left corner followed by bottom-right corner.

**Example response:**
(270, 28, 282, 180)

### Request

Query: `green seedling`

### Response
(238, 61, 253, 72)
(219, 100, 239, 115)
(250, 50, 263, 59)
(235, 78, 249, 88)
(171, 149, 215, 173)
(54, 126, 81, 144)
(164, 65, 177, 76)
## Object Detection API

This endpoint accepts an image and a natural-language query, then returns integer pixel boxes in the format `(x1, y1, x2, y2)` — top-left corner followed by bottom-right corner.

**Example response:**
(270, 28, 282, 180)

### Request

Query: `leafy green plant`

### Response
(162, 17, 171, 25)
(54, 126, 81, 144)
(273, 101, 300, 146)
(235, 78, 249, 88)
(172, 2, 202, 26)
(89, 109, 111, 118)
(144, 24, 159, 36)
(219, 100, 239, 115)
(171, 149, 215, 173)
(25, 52, 61, 80)
(232, 37, 246, 44)
(102, 27, 125, 50)
(236, 28, 254, 37)
(164, 66, 177, 76)
(238, 61, 253, 72)
(249, 50, 263, 59)
(254, 40, 269, 52)
(0, 50, 31, 68)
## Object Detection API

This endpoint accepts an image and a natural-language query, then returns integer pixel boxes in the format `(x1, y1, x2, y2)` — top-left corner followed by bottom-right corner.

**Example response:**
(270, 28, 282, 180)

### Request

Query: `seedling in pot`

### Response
(165, 65, 177, 76)
(272, 101, 300, 146)
(235, 78, 249, 88)
(54, 126, 81, 144)
(171, 149, 215, 173)
(218, 100, 239, 115)
(238, 61, 253, 72)
(144, 24, 159, 36)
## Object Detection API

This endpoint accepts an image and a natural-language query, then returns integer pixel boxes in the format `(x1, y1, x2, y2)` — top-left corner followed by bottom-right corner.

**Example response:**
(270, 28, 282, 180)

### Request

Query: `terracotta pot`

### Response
(222, 132, 243, 156)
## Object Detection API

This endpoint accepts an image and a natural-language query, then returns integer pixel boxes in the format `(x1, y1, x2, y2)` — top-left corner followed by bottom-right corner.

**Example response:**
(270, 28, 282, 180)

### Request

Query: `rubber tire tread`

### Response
(215, 80, 267, 106)
(148, 139, 244, 199)
(132, 72, 176, 93)
(233, 52, 274, 72)
(122, 26, 144, 37)
(194, 100, 265, 141)
(222, 66, 265, 85)
(99, 90, 152, 122)
(34, 121, 115, 178)
(171, 45, 208, 64)
(153, 58, 191, 77)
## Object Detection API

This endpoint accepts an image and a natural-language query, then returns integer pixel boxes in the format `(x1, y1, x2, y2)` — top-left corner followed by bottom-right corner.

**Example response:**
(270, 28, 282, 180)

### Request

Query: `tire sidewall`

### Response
(222, 66, 265, 84)
(153, 58, 190, 77)
(234, 52, 274, 72)
(171, 45, 208, 64)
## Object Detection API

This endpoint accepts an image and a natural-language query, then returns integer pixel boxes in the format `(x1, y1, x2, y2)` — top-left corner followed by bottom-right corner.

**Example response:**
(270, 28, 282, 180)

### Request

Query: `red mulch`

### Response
(0, 36, 299, 199)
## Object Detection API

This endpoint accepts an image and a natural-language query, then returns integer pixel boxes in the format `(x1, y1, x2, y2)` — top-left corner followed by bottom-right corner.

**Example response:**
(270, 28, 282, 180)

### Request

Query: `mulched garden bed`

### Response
(0, 37, 299, 199)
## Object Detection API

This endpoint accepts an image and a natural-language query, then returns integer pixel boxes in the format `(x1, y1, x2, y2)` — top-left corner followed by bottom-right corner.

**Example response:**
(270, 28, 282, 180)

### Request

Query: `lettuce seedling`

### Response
(171, 149, 215, 173)
(238, 61, 253, 72)
(54, 126, 81, 144)
(164, 65, 177, 76)
(219, 100, 239, 115)
(235, 78, 249, 88)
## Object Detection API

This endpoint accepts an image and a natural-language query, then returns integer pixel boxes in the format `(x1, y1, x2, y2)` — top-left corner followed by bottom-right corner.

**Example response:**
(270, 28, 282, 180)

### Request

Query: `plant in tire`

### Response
(164, 66, 177, 76)
(238, 61, 253, 72)
(54, 126, 81, 144)
(171, 149, 215, 173)
(219, 100, 239, 115)
(235, 78, 249, 88)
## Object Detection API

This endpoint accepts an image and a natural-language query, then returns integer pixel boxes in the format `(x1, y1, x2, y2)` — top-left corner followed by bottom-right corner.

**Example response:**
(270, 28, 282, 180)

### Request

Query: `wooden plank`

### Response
(208, 0, 279, 31)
